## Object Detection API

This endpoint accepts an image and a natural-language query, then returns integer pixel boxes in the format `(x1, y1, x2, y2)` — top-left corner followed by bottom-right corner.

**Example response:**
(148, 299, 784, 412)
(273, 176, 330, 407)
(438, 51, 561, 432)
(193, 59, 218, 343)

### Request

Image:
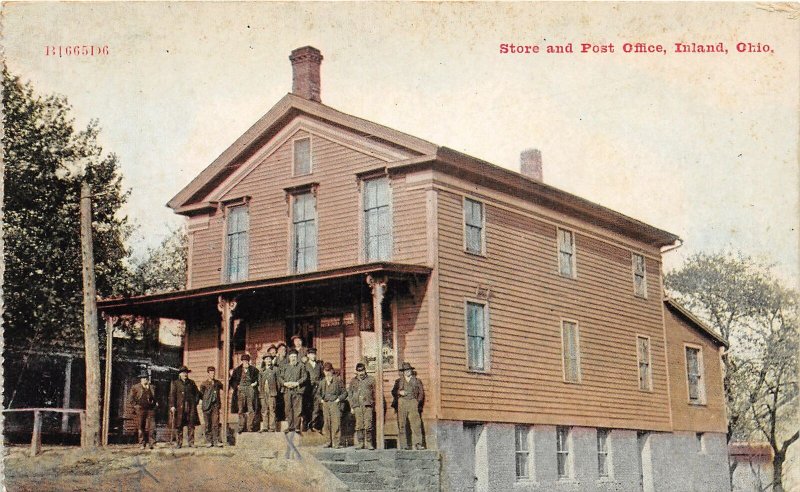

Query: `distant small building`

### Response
(729, 442, 774, 492)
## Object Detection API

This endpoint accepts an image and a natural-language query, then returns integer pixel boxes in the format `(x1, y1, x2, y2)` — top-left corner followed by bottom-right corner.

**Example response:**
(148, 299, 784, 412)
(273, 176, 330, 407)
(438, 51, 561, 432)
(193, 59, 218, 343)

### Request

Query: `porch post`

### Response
(101, 315, 114, 447)
(61, 357, 73, 432)
(366, 274, 388, 449)
(218, 296, 237, 443)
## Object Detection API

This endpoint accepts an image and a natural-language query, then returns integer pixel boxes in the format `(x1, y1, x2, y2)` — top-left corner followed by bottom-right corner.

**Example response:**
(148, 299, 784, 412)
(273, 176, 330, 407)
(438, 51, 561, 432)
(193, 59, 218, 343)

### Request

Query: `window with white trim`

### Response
(293, 137, 311, 175)
(556, 426, 572, 479)
(558, 228, 576, 278)
(466, 301, 488, 371)
(633, 253, 647, 297)
(363, 177, 391, 261)
(686, 347, 705, 404)
(515, 425, 532, 480)
(291, 192, 317, 273)
(637, 336, 652, 391)
(224, 205, 249, 283)
(597, 429, 610, 478)
(562, 321, 580, 383)
(464, 198, 485, 255)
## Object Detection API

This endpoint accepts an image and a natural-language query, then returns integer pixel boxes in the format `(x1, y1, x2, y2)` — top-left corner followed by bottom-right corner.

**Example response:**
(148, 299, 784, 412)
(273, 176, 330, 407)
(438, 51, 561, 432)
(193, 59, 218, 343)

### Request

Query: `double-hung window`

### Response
(561, 321, 580, 383)
(556, 426, 571, 479)
(637, 336, 652, 391)
(464, 198, 485, 255)
(558, 228, 576, 278)
(291, 192, 317, 273)
(686, 346, 705, 404)
(597, 429, 610, 478)
(225, 205, 249, 283)
(633, 253, 647, 297)
(363, 177, 391, 261)
(515, 425, 531, 480)
(466, 301, 488, 371)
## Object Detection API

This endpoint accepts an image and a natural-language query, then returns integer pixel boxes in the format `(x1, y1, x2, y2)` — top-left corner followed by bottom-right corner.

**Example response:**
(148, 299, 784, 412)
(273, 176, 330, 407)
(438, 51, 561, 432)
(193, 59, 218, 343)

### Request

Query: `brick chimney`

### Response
(289, 46, 323, 103)
(520, 148, 543, 181)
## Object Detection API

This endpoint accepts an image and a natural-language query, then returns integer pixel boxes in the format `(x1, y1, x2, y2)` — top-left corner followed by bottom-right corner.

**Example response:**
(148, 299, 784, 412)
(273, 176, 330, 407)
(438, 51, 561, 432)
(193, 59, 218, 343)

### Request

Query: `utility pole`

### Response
(80, 180, 101, 448)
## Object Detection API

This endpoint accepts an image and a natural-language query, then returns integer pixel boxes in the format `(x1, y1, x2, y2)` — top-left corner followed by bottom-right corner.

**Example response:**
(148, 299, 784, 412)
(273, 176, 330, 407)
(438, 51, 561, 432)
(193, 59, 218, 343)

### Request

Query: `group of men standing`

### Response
(127, 339, 427, 450)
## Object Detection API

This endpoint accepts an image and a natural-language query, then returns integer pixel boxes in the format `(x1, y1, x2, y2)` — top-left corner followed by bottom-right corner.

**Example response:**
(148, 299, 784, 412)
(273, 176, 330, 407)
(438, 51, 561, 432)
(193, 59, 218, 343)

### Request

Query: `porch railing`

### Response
(3, 408, 88, 457)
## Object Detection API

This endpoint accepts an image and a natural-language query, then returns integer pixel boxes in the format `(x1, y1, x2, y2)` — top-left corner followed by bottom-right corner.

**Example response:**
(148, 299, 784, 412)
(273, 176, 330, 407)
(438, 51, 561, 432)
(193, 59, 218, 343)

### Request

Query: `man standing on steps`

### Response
(391, 362, 425, 450)
(317, 362, 347, 448)
(128, 371, 157, 449)
(169, 366, 200, 448)
(304, 348, 324, 431)
(279, 349, 308, 433)
(258, 355, 281, 432)
(348, 362, 376, 450)
(229, 354, 260, 433)
(199, 366, 224, 447)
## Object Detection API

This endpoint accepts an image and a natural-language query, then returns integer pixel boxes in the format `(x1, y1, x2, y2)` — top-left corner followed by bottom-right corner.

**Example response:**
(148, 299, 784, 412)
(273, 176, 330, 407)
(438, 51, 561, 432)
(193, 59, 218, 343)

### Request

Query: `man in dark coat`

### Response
(317, 362, 347, 448)
(258, 355, 281, 432)
(304, 348, 324, 431)
(391, 362, 425, 450)
(229, 354, 260, 433)
(128, 372, 157, 449)
(348, 362, 376, 449)
(169, 366, 200, 448)
(279, 349, 308, 433)
(198, 366, 224, 447)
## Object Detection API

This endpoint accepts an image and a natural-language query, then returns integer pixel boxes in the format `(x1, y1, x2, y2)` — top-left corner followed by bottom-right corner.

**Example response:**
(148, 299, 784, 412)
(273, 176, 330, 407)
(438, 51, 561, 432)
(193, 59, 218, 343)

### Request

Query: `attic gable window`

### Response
(632, 253, 647, 298)
(291, 191, 317, 273)
(557, 228, 576, 278)
(363, 177, 392, 261)
(224, 205, 249, 283)
(293, 137, 312, 176)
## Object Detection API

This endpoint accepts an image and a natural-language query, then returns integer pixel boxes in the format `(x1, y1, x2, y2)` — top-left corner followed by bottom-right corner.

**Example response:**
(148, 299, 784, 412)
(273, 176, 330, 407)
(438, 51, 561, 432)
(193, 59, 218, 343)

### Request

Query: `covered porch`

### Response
(98, 262, 432, 447)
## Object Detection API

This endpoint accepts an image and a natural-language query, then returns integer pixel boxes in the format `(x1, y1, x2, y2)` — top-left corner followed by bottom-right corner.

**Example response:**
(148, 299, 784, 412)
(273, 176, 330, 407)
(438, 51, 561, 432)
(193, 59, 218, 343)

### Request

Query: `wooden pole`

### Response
(61, 357, 73, 432)
(31, 410, 42, 457)
(80, 180, 101, 448)
(367, 275, 387, 449)
(102, 316, 113, 446)
(218, 296, 235, 444)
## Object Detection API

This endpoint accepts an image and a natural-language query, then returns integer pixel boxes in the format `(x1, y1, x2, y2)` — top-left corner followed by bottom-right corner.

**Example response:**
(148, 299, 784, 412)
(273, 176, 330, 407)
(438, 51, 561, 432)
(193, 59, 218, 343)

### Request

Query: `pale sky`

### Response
(4, 2, 799, 284)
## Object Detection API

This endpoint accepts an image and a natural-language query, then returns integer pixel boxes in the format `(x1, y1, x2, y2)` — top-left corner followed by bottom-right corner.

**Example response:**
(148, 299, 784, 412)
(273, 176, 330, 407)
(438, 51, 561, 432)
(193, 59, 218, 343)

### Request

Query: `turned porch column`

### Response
(366, 274, 388, 449)
(218, 296, 237, 443)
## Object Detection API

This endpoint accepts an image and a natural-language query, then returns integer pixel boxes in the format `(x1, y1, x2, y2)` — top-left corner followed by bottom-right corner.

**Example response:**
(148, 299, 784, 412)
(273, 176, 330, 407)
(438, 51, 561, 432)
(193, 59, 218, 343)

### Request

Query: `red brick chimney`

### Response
(520, 148, 543, 181)
(289, 46, 323, 103)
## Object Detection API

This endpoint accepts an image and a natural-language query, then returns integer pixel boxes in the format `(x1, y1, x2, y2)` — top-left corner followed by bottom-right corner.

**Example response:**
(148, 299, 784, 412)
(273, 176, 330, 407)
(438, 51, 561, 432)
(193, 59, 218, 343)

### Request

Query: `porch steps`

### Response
(312, 448, 441, 491)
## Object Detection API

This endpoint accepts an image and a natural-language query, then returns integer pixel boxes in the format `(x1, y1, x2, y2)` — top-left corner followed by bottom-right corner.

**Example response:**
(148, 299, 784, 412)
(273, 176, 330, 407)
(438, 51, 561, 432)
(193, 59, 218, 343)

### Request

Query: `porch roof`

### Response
(98, 262, 431, 318)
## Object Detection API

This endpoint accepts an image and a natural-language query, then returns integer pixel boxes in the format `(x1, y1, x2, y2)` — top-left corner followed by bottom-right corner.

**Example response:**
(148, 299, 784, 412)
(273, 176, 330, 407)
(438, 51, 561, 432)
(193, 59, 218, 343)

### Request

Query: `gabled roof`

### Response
(168, 93, 680, 248)
(664, 298, 729, 348)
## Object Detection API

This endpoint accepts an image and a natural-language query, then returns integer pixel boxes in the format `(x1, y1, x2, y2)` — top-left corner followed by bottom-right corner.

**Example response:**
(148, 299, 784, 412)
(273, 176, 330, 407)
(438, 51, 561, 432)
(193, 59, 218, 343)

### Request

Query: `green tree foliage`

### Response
(130, 227, 187, 295)
(2, 68, 132, 350)
(665, 252, 798, 491)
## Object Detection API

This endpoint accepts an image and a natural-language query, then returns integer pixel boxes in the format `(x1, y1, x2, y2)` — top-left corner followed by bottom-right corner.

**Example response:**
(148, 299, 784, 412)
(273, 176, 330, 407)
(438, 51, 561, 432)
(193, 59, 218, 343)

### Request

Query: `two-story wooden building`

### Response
(99, 47, 731, 491)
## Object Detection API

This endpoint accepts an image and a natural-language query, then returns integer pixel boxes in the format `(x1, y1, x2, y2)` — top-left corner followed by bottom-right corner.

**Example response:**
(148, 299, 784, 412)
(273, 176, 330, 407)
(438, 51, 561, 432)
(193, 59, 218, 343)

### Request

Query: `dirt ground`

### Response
(3, 445, 318, 492)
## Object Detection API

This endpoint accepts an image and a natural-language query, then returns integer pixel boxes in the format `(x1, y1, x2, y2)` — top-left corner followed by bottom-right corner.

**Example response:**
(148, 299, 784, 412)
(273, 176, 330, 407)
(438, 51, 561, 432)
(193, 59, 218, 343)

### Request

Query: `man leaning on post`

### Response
(317, 362, 347, 448)
(199, 366, 224, 447)
(348, 362, 376, 450)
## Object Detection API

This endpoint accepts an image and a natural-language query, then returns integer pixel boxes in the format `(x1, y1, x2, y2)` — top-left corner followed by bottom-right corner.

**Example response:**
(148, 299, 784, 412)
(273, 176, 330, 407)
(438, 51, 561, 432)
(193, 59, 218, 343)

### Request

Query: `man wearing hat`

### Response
(169, 366, 200, 448)
(290, 334, 308, 362)
(258, 355, 281, 432)
(128, 371, 157, 449)
(391, 362, 425, 450)
(278, 349, 308, 433)
(198, 366, 224, 447)
(348, 362, 376, 449)
(317, 362, 347, 448)
(229, 354, 260, 433)
(274, 342, 288, 368)
(304, 348, 324, 431)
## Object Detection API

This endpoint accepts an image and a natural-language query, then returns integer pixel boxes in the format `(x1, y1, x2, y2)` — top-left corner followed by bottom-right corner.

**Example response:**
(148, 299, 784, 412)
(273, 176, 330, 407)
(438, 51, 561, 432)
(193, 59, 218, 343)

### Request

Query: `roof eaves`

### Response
(664, 298, 729, 348)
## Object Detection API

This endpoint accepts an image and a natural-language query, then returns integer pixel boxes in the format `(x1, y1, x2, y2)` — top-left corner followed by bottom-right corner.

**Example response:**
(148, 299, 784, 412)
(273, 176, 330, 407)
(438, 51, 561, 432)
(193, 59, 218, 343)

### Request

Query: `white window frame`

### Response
(557, 228, 577, 279)
(463, 196, 486, 256)
(223, 203, 249, 283)
(685, 344, 706, 405)
(632, 252, 648, 298)
(561, 320, 581, 384)
(361, 176, 392, 262)
(292, 136, 313, 176)
(637, 335, 652, 392)
(556, 426, 572, 479)
(465, 299, 490, 373)
(515, 425, 533, 481)
(597, 429, 611, 479)
(290, 191, 317, 274)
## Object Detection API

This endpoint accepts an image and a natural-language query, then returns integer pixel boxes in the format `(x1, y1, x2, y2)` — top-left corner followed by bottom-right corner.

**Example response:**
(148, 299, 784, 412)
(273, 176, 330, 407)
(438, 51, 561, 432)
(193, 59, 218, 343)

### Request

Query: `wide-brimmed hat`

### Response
(137, 371, 149, 379)
(323, 362, 334, 372)
(399, 362, 415, 371)
(240, 354, 251, 361)
(288, 349, 299, 356)
(355, 362, 366, 371)
(178, 366, 191, 374)
(276, 342, 287, 349)
(266, 344, 277, 352)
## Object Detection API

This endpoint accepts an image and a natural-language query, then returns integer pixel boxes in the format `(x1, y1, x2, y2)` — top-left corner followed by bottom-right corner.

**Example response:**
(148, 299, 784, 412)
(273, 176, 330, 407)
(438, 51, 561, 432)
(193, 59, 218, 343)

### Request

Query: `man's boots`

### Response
(354, 431, 364, 449)
(365, 431, 375, 450)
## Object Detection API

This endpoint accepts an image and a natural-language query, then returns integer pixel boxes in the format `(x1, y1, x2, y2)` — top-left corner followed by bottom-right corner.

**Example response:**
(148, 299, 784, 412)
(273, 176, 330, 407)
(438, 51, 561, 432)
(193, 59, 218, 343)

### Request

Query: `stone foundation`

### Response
(314, 448, 440, 492)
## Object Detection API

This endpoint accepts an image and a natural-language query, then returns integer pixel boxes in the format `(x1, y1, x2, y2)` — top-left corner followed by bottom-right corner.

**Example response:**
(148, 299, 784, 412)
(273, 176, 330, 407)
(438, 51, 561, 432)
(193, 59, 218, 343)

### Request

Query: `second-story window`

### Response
(464, 198, 485, 255)
(466, 301, 488, 371)
(637, 336, 652, 391)
(292, 192, 317, 273)
(225, 205, 249, 283)
(686, 346, 705, 404)
(561, 321, 581, 383)
(363, 177, 391, 261)
(558, 228, 576, 278)
(293, 137, 312, 175)
(633, 253, 647, 297)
